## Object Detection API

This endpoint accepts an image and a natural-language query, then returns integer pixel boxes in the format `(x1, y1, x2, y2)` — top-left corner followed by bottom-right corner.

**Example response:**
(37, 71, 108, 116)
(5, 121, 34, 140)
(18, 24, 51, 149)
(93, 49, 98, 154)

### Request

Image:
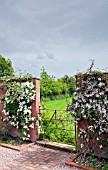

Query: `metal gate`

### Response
(39, 107, 77, 146)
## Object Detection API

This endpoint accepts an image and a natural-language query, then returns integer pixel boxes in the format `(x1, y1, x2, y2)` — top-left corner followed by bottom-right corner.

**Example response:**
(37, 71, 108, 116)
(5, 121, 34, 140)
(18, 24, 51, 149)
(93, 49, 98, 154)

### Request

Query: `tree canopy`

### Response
(40, 67, 76, 100)
(0, 55, 14, 78)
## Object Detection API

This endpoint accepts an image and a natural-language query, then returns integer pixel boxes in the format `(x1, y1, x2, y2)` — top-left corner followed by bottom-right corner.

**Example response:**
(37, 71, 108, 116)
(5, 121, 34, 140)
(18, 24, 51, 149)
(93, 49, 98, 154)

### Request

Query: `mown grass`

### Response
(40, 97, 76, 145)
(40, 96, 72, 110)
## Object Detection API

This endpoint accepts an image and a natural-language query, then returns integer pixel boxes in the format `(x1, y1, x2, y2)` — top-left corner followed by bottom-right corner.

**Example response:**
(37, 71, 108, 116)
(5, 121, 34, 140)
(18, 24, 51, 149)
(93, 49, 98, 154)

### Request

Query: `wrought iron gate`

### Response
(39, 107, 77, 146)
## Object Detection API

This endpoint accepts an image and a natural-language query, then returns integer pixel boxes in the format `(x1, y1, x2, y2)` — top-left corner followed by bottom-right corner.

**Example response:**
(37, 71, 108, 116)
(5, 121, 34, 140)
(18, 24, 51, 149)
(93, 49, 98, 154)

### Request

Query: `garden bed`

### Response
(0, 135, 35, 151)
(65, 153, 108, 170)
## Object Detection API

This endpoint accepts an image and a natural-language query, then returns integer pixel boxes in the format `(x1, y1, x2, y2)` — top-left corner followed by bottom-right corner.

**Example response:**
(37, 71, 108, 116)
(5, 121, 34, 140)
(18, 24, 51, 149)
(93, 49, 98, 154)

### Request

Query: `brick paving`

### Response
(0, 144, 81, 170)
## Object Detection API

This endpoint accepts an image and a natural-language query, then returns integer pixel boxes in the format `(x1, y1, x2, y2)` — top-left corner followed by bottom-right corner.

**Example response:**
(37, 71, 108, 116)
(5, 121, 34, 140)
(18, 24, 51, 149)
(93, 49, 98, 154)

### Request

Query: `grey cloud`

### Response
(36, 53, 46, 60)
(36, 52, 56, 60)
(47, 54, 56, 60)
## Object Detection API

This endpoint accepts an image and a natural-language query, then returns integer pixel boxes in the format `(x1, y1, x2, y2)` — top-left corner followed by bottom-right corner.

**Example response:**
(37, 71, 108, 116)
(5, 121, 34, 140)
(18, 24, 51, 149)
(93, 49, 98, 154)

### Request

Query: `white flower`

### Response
(30, 96, 35, 100)
(88, 126, 94, 131)
(25, 117, 28, 123)
(98, 82, 104, 87)
(89, 99, 92, 103)
(99, 92, 104, 95)
(86, 138, 89, 142)
(81, 144, 84, 148)
(19, 107, 23, 112)
(86, 103, 91, 108)
(98, 78, 101, 81)
(22, 137, 26, 140)
(76, 87, 80, 91)
(93, 99, 96, 103)
(23, 131, 27, 136)
(74, 96, 78, 100)
(2, 109, 6, 114)
(82, 98, 86, 103)
(99, 145, 103, 149)
(23, 125, 28, 129)
(83, 115, 86, 118)
(29, 123, 34, 128)
(25, 81, 31, 86)
(22, 101, 26, 105)
(29, 106, 32, 109)
(25, 89, 29, 94)
(11, 121, 15, 126)
(96, 137, 99, 141)
(102, 108, 106, 114)
(24, 108, 31, 115)
(96, 94, 99, 98)
(3, 118, 6, 121)
(31, 117, 35, 121)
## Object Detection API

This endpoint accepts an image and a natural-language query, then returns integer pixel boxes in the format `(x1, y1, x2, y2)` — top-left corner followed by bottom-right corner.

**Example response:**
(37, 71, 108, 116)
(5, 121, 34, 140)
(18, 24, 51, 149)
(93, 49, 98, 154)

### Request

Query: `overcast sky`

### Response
(0, 0, 108, 78)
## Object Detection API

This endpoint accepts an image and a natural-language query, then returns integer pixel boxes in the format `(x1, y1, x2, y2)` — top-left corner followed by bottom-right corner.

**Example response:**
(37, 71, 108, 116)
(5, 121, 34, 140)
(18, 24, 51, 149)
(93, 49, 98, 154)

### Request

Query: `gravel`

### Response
(0, 146, 22, 167)
(53, 166, 80, 170)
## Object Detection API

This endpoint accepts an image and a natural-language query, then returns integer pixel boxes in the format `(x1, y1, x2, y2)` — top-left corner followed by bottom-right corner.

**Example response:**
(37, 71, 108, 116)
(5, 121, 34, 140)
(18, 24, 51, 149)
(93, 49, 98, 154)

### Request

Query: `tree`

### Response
(0, 55, 14, 78)
(40, 67, 53, 98)
(61, 75, 76, 95)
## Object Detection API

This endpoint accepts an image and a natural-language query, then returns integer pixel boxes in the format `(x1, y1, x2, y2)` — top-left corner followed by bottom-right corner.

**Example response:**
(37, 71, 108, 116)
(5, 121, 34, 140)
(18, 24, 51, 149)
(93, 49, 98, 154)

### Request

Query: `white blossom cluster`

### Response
(2, 81, 36, 140)
(68, 74, 108, 150)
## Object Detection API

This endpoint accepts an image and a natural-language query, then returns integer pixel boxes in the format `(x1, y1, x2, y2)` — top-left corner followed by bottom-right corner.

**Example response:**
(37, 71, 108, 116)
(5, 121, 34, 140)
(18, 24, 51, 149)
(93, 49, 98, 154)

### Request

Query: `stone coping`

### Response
(36, 139, 76, 152)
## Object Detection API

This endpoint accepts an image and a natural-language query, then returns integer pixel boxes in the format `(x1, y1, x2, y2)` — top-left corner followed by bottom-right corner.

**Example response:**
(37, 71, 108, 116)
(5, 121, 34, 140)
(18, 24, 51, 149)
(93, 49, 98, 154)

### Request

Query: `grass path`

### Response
(40, 97, 72, 110)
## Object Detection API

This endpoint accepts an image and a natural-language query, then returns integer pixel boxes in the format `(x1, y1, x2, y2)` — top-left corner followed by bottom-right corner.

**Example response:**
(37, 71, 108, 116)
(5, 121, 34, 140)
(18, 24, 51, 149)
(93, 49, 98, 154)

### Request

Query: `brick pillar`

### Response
(29, 78, 40, 142)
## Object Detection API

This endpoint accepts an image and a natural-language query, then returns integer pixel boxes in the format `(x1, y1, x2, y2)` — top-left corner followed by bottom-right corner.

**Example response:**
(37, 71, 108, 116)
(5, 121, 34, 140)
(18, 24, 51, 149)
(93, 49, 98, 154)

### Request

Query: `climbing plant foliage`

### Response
(68, 72, 108, 153)
(2, 80, 36, 140)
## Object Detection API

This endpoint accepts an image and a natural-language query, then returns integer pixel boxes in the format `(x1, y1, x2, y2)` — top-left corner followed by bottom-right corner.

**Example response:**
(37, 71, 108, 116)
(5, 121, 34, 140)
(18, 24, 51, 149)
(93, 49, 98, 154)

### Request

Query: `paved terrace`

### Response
(0, 143, 82, 170)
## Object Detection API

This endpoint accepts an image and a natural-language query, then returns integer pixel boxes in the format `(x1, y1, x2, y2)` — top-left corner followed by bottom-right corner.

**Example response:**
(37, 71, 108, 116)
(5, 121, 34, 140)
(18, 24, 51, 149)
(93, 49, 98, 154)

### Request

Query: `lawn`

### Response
(40, 96, 72, 110)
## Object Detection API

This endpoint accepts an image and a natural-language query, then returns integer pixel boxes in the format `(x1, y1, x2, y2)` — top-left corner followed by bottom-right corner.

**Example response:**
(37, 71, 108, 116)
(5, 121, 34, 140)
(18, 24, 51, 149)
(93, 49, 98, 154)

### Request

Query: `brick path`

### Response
(0, 144, 80, 170)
